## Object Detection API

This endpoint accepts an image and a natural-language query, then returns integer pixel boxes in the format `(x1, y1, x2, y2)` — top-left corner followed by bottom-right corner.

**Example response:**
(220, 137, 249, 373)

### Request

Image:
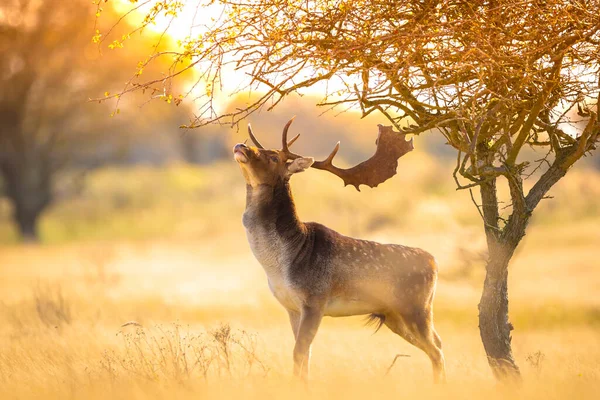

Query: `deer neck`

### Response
(242, 180, 306, 274)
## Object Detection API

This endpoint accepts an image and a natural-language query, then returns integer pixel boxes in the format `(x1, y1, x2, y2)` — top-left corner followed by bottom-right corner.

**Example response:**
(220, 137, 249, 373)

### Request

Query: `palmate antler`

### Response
(249, 117, 414, 191)
(310, 125, 414, 191)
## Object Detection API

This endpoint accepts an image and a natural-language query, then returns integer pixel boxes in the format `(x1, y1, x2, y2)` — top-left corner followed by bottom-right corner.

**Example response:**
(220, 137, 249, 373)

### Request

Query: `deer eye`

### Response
(269, 156, 279, 163)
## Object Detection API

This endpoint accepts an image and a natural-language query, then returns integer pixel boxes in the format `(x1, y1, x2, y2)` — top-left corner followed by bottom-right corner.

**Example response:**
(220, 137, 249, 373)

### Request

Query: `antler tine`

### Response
(311, 141, 348, 182)
(281, 116, 301, 159)
(287, 133, 300, 148)
(313, 142, 340, 168)
(247, 124, 265, 149)
(281, 116, 295, 151)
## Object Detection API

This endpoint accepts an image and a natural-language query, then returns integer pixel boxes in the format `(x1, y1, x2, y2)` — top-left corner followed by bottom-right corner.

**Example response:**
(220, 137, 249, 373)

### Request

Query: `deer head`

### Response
(233, 118, 314, 188)
(233, 117, 414, 190)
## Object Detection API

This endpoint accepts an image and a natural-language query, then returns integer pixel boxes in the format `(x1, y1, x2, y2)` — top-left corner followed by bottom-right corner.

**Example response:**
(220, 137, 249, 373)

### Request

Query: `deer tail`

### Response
(365, 313, 386, 333)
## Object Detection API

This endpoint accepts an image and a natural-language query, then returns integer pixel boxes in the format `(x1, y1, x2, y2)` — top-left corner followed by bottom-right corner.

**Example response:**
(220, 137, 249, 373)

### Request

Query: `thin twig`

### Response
(385, 354, 411, 375)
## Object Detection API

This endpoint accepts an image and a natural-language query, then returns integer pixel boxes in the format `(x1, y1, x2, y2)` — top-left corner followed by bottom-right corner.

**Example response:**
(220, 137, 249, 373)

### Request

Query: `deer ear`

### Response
(287, 157, 314, 175)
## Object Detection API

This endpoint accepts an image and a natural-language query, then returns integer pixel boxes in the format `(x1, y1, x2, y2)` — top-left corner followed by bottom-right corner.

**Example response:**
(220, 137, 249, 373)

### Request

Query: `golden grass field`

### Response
(1, 158, 599, 399)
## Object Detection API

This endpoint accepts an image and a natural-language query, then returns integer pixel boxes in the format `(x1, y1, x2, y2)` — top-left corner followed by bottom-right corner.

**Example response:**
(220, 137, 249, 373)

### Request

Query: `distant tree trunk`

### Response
(14, 198, 44, 242)
(179, 132, 229, 165)
(0, 156, 52, 242)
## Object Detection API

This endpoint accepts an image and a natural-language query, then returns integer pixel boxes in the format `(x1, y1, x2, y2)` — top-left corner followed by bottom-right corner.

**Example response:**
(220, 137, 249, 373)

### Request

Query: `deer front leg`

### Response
(293, 305, 323, 380)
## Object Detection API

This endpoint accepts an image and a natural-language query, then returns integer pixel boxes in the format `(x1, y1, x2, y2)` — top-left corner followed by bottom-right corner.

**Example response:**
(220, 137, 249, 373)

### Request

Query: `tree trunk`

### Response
(478, 177, 525, 382)
(14, 203, 42, 242)
(475, 145, 582, 381)
(0, 158, 52, 243)
(479, 238, 521, 381)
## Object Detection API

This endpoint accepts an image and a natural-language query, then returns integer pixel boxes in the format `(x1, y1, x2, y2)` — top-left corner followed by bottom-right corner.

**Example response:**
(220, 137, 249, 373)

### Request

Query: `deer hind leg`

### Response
(293, 305, 323, 381)
(424, 322, 446, 383)
(384, 310, 446, 383)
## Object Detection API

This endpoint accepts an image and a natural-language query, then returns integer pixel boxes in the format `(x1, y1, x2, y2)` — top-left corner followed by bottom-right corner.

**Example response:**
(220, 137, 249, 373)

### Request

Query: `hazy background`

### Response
(1, 1, 599, 399)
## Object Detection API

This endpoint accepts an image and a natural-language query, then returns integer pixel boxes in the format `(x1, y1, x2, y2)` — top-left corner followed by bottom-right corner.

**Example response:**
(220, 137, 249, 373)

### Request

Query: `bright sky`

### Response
(111, 0, 333, 114)
(112, 0, 215, 40)
(111, 0, 246, 112)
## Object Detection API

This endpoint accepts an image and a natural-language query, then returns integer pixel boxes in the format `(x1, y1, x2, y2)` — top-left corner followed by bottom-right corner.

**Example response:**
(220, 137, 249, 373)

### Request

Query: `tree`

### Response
(97, 0, 600, 380)
(0, 0, 106, 240)
(0, 0, 201, 241)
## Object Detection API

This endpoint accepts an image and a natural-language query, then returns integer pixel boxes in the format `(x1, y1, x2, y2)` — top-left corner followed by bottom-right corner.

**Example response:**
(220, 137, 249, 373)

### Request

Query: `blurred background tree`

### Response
(0, 0, 230, 241)
(0, 0, 84, 240)
(96, 0, 600, 380)
(0, 0, 129, 241)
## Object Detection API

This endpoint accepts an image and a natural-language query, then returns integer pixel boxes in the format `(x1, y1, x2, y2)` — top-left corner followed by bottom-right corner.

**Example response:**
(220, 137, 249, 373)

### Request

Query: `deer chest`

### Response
(267, 276, 303, 311)
(244, 225, 281, 270)
(245, 228, 304, 310)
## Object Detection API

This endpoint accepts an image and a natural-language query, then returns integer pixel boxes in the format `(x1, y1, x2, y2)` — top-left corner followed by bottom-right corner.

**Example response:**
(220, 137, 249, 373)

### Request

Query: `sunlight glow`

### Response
(110, 0, 242, 112)
(111, 0, 336, 114)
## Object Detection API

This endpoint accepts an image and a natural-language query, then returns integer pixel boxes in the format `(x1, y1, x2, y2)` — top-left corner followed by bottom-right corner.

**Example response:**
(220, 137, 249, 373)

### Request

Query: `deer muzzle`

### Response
(233, 143, 250, 163)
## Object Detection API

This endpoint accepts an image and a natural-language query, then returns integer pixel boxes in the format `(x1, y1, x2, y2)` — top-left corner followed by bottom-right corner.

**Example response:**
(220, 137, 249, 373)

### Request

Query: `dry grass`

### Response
(99, 323, 268, 382)
(0, 227, 598, 399)
(0, 309, 599, 399)
(0, 160, 599, 399)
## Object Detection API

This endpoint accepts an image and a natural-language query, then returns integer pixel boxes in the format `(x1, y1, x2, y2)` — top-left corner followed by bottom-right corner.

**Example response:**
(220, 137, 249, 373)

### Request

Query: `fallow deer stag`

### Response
(233, 117, 446, 383)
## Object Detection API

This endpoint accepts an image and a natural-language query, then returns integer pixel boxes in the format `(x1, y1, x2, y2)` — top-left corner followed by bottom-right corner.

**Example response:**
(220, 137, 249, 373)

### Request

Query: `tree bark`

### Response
(479, 237, 521, 381)
(478, 178, 524, 381)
